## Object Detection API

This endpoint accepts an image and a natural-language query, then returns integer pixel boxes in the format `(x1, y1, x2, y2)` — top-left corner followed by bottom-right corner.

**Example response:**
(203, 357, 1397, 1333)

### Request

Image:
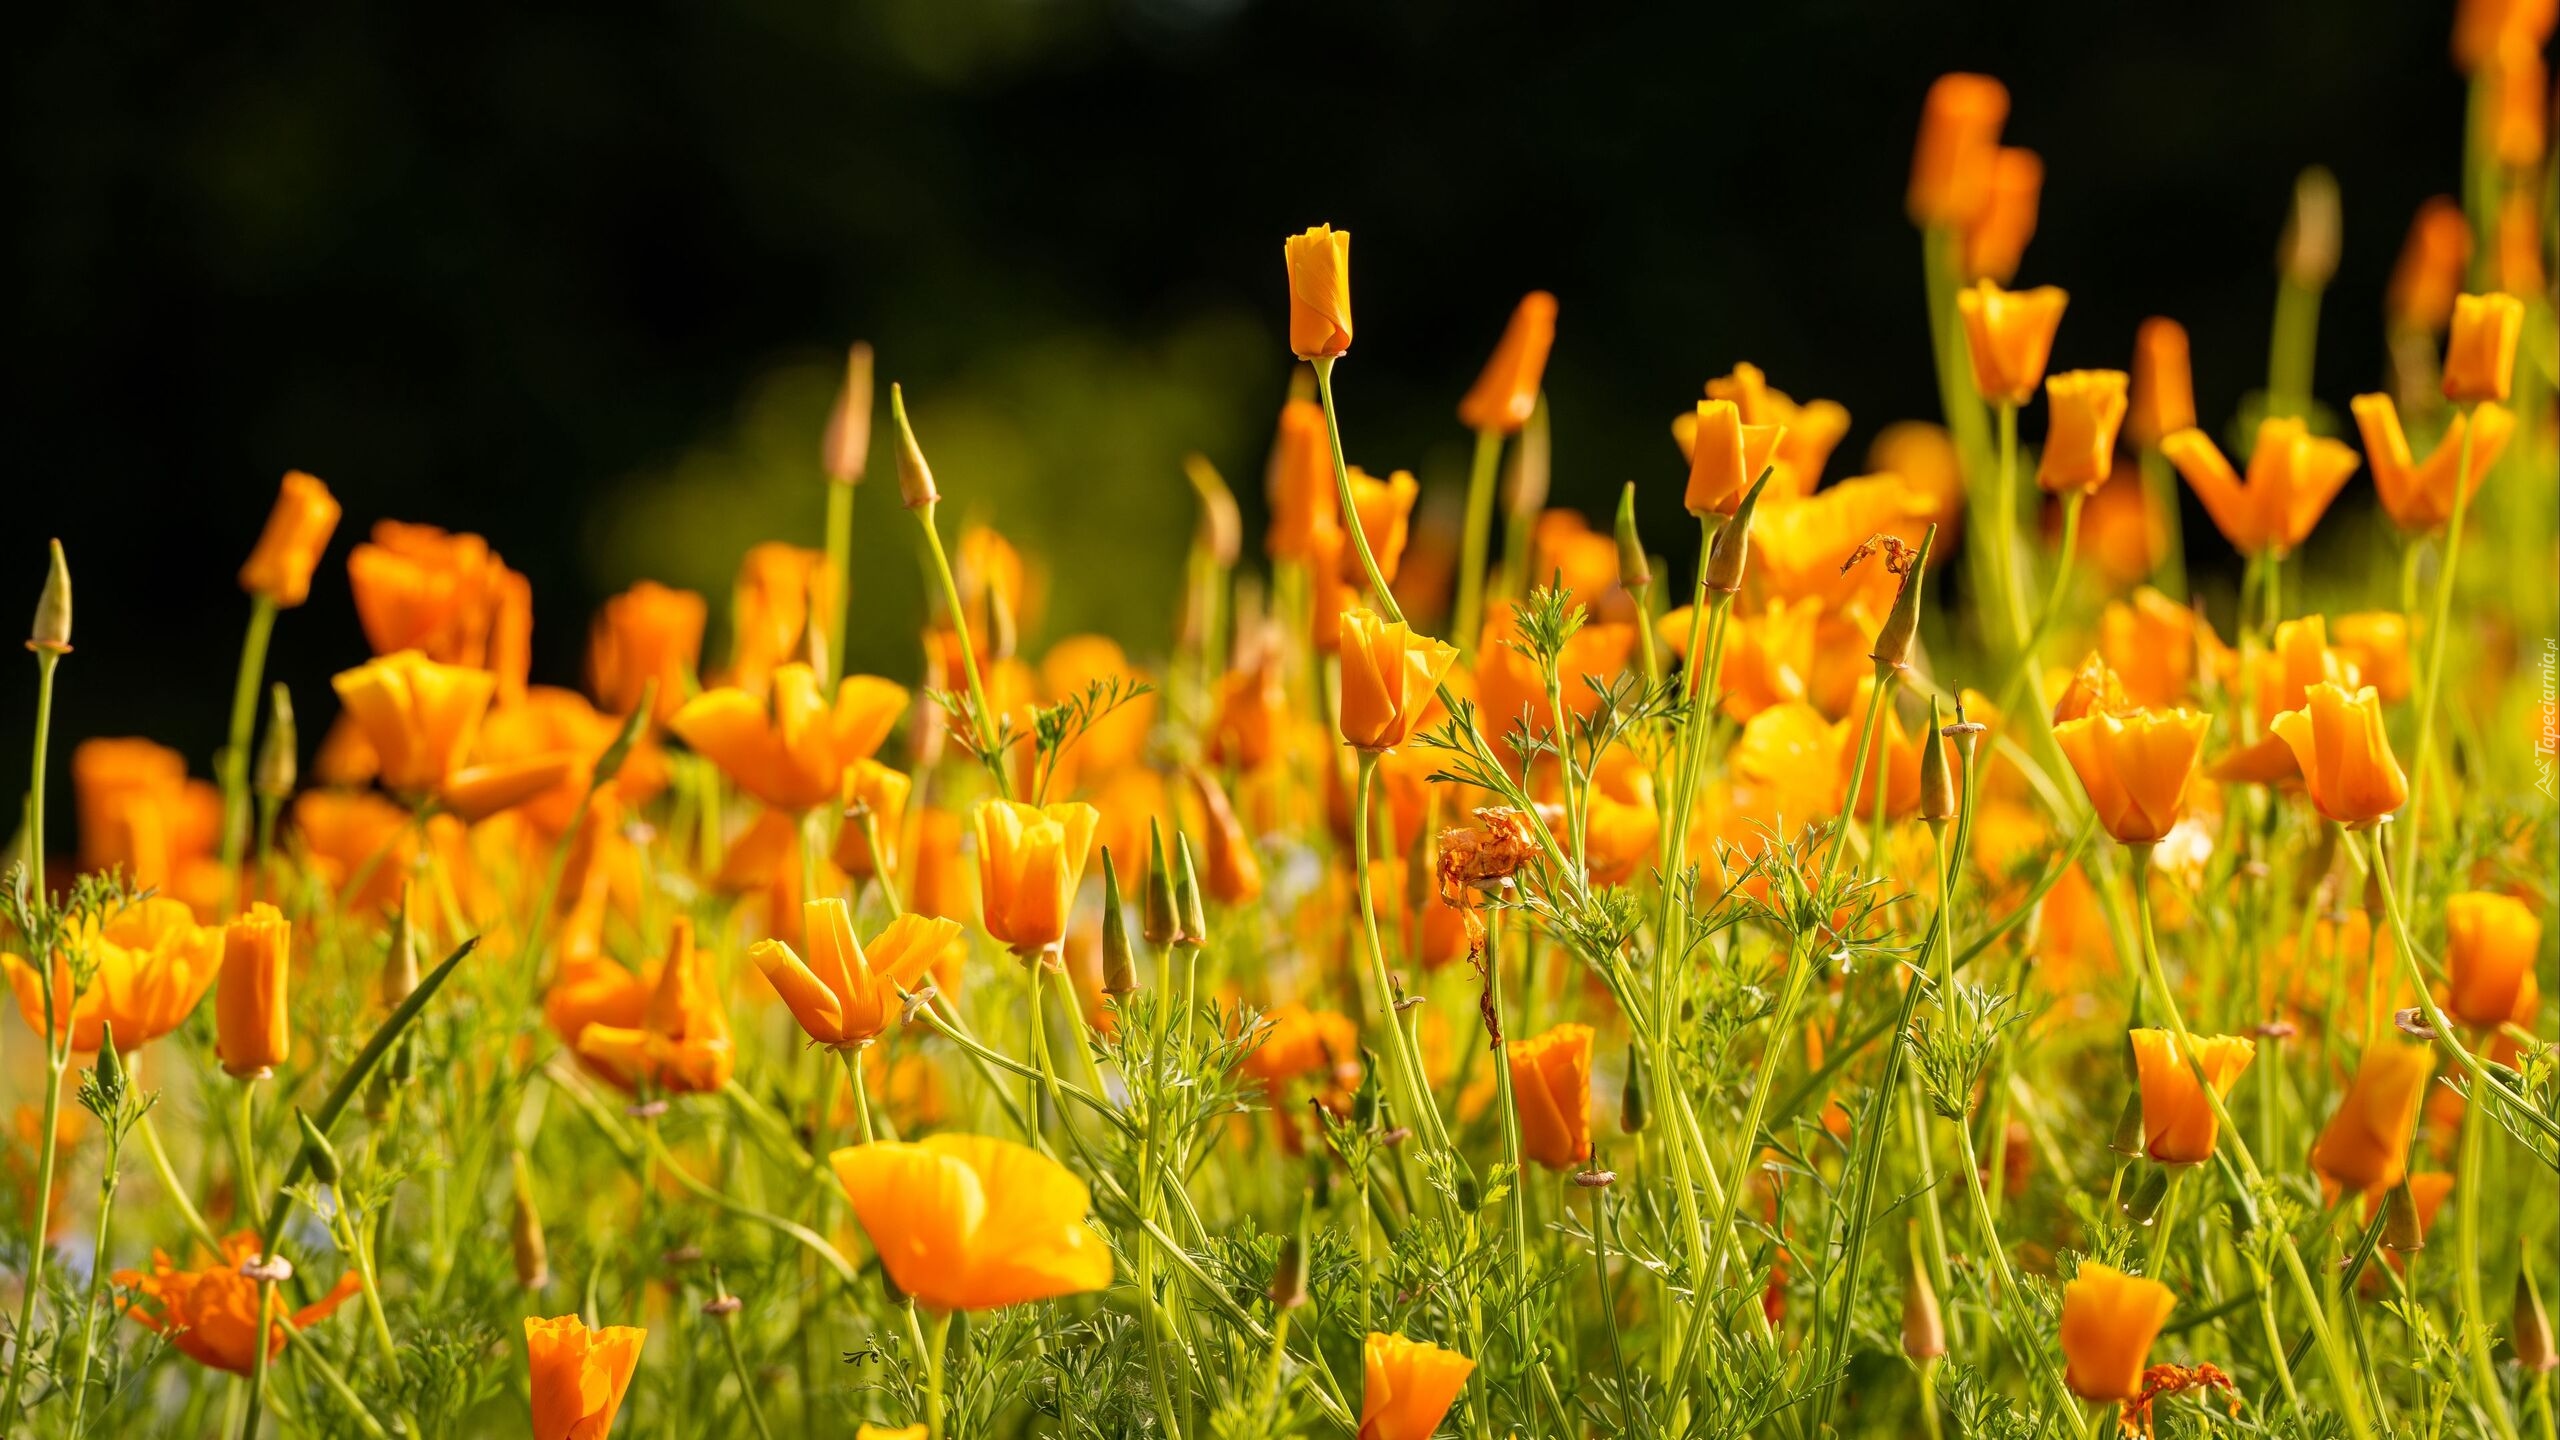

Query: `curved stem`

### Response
(219, 596, 279, 905)
(1452, 426, 1504, 659)
(1310, 358, 1398, 622)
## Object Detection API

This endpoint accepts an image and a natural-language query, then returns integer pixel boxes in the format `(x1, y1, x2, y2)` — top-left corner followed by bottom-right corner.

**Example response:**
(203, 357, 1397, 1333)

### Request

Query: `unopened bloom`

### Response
(1285, 225, 1353, 359)
(2444, 891, 2542, 1029)
(1955, 279, 2067, 407)
(2269, 682, 2406, 827)
(115, 1232, 362, 1374)
(831, 759, 913, 880)
(2037, 370, 2129, 495)
(2388, 198, 2472, 333)
(2311, 1040, 2435, 1198)
(237, 471, 343, 609)
(1962, 146, 2042, 282)
(1458, 291, 1558, 434)
(669, 665, 907, 811)
(2059, 1263, 2176, 1402)
(1338, 609, 1459, 752)
(833, 1133, 1113, 1312)
(2442, 292, 2526, 402)
(1358, 1332, 1476, 1440)
(1906, 73, 2010, 228)
(2054, 706, 2209, 845)
(1509, 1023, 1595, 1170)
(1266, 398, 1338, 562)
(576, 919, 736, 1093)
(588, 581, 706, 723)
(2350, 394, 2514, 534)
(2127, 318, 2195, 447)
(2131, 1029, 2254, 1164)
(5, 897, 224, 1053)
(526, 1314, 646, 1440)
(2159, 417, 2361, 556)
(216, 904, 291, 1078)
(974, 800, 1101, 957)
(1684, 400, 1787, 517)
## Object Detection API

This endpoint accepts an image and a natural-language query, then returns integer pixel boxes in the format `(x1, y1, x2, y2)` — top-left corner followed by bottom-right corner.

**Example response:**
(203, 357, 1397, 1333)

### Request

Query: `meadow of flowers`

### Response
(3, 9, 2558, 1440)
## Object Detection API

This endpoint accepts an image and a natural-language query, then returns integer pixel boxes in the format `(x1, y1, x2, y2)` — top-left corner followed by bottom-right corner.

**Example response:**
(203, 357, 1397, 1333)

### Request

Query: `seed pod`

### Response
(296, 1108, 341, 1186)
(1613, 482, 1650, 589)
(890, 382, 941, 511)
(1500, 394, 1550, 520)
(1902, 1236, 1946, 1362)
(821, 341, 875, 486)
(2278, 166, 2341, 290)
(29, 539, 71, 654)
(1918, 694, 1956, 825)
(1098, 848, 1138, 998)
(1268, 1195, 1312, 1312)
(511, 1152, 550, 1291)
(1619, 1044, 1650, 1135)
(2516, 1257, 2557, 1373)
(1869, 524, 1938, 672)
(382, 882, 423, 1010)
(1142, 821, 1179, 947)
(1703, 467, 1774, 594)
(2381, 1178, 2427, 1252)
(254, 684, 298, 800)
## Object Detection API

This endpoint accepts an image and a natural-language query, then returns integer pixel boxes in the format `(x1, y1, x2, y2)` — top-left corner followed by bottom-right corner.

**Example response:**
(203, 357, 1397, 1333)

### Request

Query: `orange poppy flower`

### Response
(2037, 370, 2129, 495)
(2130, 1029, 2255, 1164)
(2159, 417, 2361, 556)
(475, 687, 665, 835)
(1206, 652, 1287, 771)
(1961, 146, 2042, 282)
(346, 521, 532, 701)
(237, 471, 343, 609)
(753, 903, 964, 1050)
(2312, 1039, 2435, 1199)
(2100, 589, 2225, 710)
(1338, 609, 1460, 752)
(526, 1314, 646, 1440)
(1240, 1002, 1363, 1091)
(2248, 616, 2355, 730)
(1906, 73, 2009, 228)
(669, 665, 906, 811)
(833, 1133, 1113, 1312)
(1683, 400, 1787, 517)
(1266, 397, 1339, 562)
(332, 650, 497, 798)
(115, 1231, 361, 1374)
(4, 897, 224, 1053)
(1955, 279, 2067, 407)
(2444, 891, 2541, 1029)
(1284, 225, 1354, 359)
(2351, 393, 2515, 533)
(2059, 1263, 2176, 1402)
(1690, 363, 1851, 499)
(1358, 1332, 1476, 1440)
(2127, 318, 2196, 448)
(575, 919, 736, 1093)
(588, 581, 706, 723)
(974, 800, 1101, 957)
(2442, 292, 2527, 403)
(1184, 766, 1263, 905)
(830, 759, 913, 881)
(1458, 291, 1558, 435)
(1509, 1023, 1594, 1170)
(2329, 613, 2411, 705)
(2388, 198, 2473, 333)
(1339, 468, 1420, 586)
(1474, 604, 1635, 763)
(2269, 682, 2406, 827)
(1582, 748, 1662, 887)
(288, 789, 414, 916)
(1746, 474, 1936, 619)
(72, 738, 221, 901)
(215, 903, 290, 1078)
(2053, 706, 2209, 845)
(726, 543, 838, 697)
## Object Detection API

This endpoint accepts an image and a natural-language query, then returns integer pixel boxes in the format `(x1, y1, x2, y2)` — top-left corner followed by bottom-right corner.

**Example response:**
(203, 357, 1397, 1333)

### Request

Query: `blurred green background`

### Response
(8, 0, 2476, 843)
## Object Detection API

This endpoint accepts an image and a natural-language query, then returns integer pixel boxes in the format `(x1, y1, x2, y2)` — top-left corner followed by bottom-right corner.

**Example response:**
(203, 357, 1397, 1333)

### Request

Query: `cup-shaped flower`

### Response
(346, 522, 533, 700)
(1905, 73, 2009, 228)
(1684, 400, 1788, 518)
(4, 897, 223, 1053)
(2127, 318, 2195, 447)
(525, 1314, 645, 1440)
(974, 800, 1101, 957)
(1338, 609, 1460, 752)
(2059, 1263, 2176, 1401)
(1961, 145, 2042, 282)
(1340, 467, 1420, 585)
(588, 580, 706, 723)
(2036, 370, 2129, 495)
(2269, 682, 2406, 827)
(753, 904, 962, 1049)
(2053, 706, 2209, 845)
(833, 1133, 1113, 1312)
(2351, 393, 2515, 534)
(2130, 1029, 2254, 1165)
(1358, 1332, 1476, 1440)
(216, 903, 290, 1078)
(1266, 398, 1339, 562)
(2312, 1039, 2435, 1199)
(332, 650, 496, 797)
(2444, 891, 2541, 1029)
(2442, 291, 2525, 402)
(1955, 280, 2067, 407)
(2159, 417, 2362, 557)
(1458, 291, 1558, 435)
(669, 664, 908, 811)
(1285, 225, 1353, 360)
(237, 471, 343, 609)
(831, 759, 913, 880)
(576, 918, 736, 1093)
(1508, 1022, 1595, 1170)
(115, 1232, 361, 1374)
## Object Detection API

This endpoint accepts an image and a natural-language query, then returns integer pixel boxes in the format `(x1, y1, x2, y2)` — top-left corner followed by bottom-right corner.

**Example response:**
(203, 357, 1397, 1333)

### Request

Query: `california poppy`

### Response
(1285, 225, 1354, 360)
(115, 1232, 361, 1374)
(346, 521, 532, 701)
(2442, 291, 2526, 403)
(1955, 279, 2068, 407)
(669, 665, 907, 812)
(216, 903, 291, 1078)
(588, 580, 706, 723)
(2269, 683, 2407, 827)
(2053, 707, 2210, 845)
(1509, 1022, 1595, 1170)
(754, 904, 964, 1050)
(1906, 73, 2009, 228)
(2444, 890, 2541, 1029)
(833, 1133, 1113, 1312)
(2037, 370, 2129, 495)
(1683, 400, 1788, 518)
(1338, 609, 1460, 752)
(1458, 292, 1558, 435)
(1358, 1332, 1476, 1440)
(2058, 1262, 2176, 1402)
(1340, 467, 1420, 586)
(2311, 1039, 2435, 1198)
(575, 919, 736, 1093)
(2351, 393, 2514, 533)
(2130, 1029, 2254, 1164)
(2127, 319, 2195, 448)
(237, 471, 343, 610)
(332, 650, 497, 797)
(831, 759, 913, 881)
(526, 1314, 646, 1440)
(2159, 417, 2361, 556)
(974, 800, 1101, 957)
(4, 897, 224, 1053)
(1265, 398, 1339, 562)
(1962, 146, 2042, 282)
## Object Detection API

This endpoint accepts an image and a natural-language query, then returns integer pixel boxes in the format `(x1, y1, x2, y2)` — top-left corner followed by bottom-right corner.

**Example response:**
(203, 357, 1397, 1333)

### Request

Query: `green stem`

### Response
(1310, 357, 1398, 621)
(1351, 751, 1449, 1154)
(916, 503, 1007, 795)
(1453, 426, 1504, 659)
(2457, 1093, 2523, 1440)
(2397, 403, 2478, 903)
(923, 1309, 954, 1440)
(220, 595, 280, 902)
(823, 479, 854, 687)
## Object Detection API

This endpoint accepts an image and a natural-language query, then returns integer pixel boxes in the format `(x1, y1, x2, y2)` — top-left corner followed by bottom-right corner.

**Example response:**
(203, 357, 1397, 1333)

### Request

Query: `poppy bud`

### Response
(91, 1020, 125, 1105)
(2277, 166, 2342, 290)
(2517, 1260, 2558, 1374)
(296, 1108, 341, 1186)
(821, 342, 874, 485)
(1902, 1238, 1946, 1362)
(238, 471, 344, 609)
(1283, 225, 1353, 360)
(1142, 820, 1179, 947)
(889, 383, 940, 510)
(1869, 525, 1937, 672)
(1098, 848, 1139, 998)
(254, 684, 298, 801)
(2110, 1088, 2147, 1157)
(1918, 695, 1956, 825)
(383, 882, 423, 1010)
(1613, 482, 1650, 589)
(2381, 1178, 2428, 1252)
(511, 1152, 550, 1290)
(1619, 1044, 1649, 1135)
(2442, 292, 2526, 404)
(29, 538, 71, 655)
(1501, 396, 1551, 521)
(1175, 834, 1210, 947)
(1907, 73, 2010, 229)
(2120, 1166, 2171, 1226)
(1269, 1195, 1312, 1312)
(1704, 466, 1774, 595)
(2127, 318, 2195, 448)
(1458, 291, 1558, 437)
(217, 902, 291, 1079)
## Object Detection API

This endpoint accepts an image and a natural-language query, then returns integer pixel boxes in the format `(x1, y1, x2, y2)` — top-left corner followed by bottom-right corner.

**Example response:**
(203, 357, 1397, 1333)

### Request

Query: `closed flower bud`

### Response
(2381, 1178, 2429, 1251)
(1457, 291, 1558, 436)
(822, 342, 874, 485)
(1283, 225, 1353, 360)
(1903, 1242, 1946, 1361)
(1907, 73, 2010, 229)
(383, 882, 422, 1009)
(2517, 1261, 2558, 1373)
(1613, 482, 1650, 589)
(2036, 370, 2129, 496)
(254, 684, 298, 800)
(1684, 399, 1787, 518)
(92, 1020, 125, 1102)
(1868, 524, 1937, 672)
(511, 1153, 549, 1290)
(1142, 820, 1179, 947)
(1619, 1044, 1649, 1135)
(890, 383, 940, 510)
(2442, 292, 2526, 403)
(1955, 280, 2068, 407)
(2277, 166, 2342, 289)
(295, 1108, 340, 1186)
(238, 471, 344, 609)
(1704, 466, 1775, 594)
(1961, 146, 2042, 283)
(29, 538, 71, 655)
(217, 903, 292, 1078)
(1098, 849, 1138, 998)
(1919, 696, 1956, 824)
(1176, 834, 1210, 948)
(1269, 1196, 1312, 1312)
(2127, 318, 2195, 448)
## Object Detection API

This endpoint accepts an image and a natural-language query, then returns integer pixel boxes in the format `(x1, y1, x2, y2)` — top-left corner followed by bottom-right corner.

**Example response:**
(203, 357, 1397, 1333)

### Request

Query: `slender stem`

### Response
(843, 1044, 877, 1146)
(1992, 491, 2082, 721)
(1351, 751, 1448, 1153)
(1486, 917, 1535, 1375)
(2457, 1095, 2523, 1440)
(138, 1109, 225, 1251)
(1310, 357, 1398, 621)
(219, 595, 279, 903)
(67, 1130, 122, 1435)
(715, 1306, 777, 1440)
(2137, 447, 2187, 601)
(1453, 426, 1504, 659)
(823, 479, 854, 687)
(1, 642, 64, 1426)
(916, 503, 1007, 794)
(923, 1309, 954, 1440)
(2398, 403, 2478, 901)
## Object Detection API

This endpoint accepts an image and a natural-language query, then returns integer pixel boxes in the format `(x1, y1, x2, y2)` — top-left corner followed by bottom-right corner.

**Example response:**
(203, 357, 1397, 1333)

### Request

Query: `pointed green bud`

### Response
(2121, 1166, 2170, 1226)
(1704, 467, 1774, 595)
(1142, 820, 1178, 947)
(1175, 833, 1209, 947)
(1869, 523, 1937, 673)
(1619, 1044, 1650, 1135)
(1613, 482, 1650, 589)
(890, 383, 940, 510)
(296, 1108, 341, 1186)
(1269, 1193, 1312, 1312)
(822, 341, 875, 486)
(1098, 848, 1138, 997)
(2381, 1178, 2427, 1252)
(28, 539, 71, 654)
(1919, 694, 1956, 825)
(92, 1020, 124, 1101)
(255, 684, 299, 800)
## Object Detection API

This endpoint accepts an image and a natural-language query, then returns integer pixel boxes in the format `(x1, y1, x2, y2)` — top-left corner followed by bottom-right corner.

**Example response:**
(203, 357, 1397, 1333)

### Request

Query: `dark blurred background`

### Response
(7, 0, 2472, 844)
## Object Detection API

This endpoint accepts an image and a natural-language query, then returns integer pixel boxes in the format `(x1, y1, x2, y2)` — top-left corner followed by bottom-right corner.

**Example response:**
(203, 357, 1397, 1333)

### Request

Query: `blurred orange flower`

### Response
(833, 1133, 1113, 1312)
(2351, 393, 2514, 533)
(2312, 1040, 2435, 1199)
(525, 1314, 645, 1440)
(1458, 291, 1558, 435)
(1955, 279, 2067, 406)
(1509, 1022, 1594, 1170)
(2059, 1263, 2175, 1402)
(237, 471, 343, 609)
(2159, 417, 2360, 556)
(1359, 1332, 1476, 1440)
(116, 1232, 361, 1375)
(2270, 683, 2406, 827)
